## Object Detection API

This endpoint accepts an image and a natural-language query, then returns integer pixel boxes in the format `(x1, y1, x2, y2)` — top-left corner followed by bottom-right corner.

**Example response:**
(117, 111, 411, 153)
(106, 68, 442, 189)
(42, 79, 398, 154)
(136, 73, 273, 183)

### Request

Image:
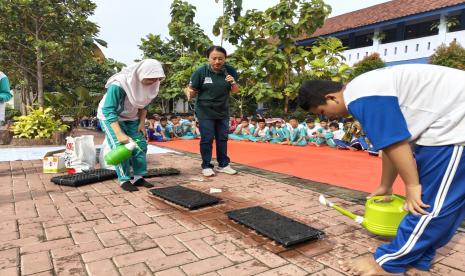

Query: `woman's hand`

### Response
(138, 123, 147, 140)
(225, 75, 236, 84)
(116, 132, 130, 144)
(404, 184, 430, 216)
(184, 86, 197, 101)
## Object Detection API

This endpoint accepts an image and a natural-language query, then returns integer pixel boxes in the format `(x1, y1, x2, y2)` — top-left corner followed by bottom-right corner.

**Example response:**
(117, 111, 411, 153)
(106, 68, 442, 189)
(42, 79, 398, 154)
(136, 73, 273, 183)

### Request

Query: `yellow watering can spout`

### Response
(318, 195, 365, 225)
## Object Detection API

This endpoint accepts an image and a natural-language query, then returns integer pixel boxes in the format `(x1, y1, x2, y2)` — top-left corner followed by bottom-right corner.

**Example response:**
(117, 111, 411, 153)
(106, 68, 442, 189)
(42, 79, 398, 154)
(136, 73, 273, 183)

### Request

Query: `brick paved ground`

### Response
(1, 152, 464, 275)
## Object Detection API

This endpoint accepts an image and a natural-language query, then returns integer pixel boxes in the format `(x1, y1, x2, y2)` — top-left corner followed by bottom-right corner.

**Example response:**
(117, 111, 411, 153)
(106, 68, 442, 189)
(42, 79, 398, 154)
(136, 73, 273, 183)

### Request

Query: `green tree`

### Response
(351, 52, 385, 79)
(0, 0, 100, 107)
(44, 57, 125, 118)
(213, 0, 243, 46)
(264, 0, 332, 113)
(305, 37, 351, 82)
(140, 0, 212, 113)
(429, 41, 465, 70)
(225, 0, 345, 113)
(168, 0, 212, 56)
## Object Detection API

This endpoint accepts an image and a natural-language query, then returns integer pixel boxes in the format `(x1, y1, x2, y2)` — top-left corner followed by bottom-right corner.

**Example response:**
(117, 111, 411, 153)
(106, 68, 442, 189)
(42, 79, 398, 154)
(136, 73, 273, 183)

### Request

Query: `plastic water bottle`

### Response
(104, 141, 137, 165)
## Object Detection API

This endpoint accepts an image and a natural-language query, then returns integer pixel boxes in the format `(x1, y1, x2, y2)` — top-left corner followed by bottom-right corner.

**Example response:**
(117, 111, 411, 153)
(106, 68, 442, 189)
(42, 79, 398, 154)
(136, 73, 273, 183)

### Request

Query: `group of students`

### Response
(228, 116, 377, 153)
(145, 112, 379, 155)
(146, 114, 200, 141)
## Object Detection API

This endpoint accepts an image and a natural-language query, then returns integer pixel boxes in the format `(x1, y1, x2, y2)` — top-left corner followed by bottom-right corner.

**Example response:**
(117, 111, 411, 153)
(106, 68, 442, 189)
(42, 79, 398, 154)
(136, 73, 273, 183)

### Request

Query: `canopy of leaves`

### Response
(140, 0, 211, 103)
(0, 0, 102, 106)
(212, 0, 243, 45)
(168, 0, 212, 55)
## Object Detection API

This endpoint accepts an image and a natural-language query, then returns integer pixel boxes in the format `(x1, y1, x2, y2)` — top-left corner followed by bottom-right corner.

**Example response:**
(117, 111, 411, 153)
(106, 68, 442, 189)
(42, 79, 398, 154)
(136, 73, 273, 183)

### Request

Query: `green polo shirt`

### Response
(0, 73, 12, 103)
(190, 64, 238, 120)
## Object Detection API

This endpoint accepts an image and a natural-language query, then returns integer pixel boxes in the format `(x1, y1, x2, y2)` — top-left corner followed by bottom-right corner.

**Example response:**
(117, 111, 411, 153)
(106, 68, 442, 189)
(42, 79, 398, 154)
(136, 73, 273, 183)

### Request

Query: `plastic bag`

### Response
(98, 138, 115, 170)
(64, 135, 96, 173)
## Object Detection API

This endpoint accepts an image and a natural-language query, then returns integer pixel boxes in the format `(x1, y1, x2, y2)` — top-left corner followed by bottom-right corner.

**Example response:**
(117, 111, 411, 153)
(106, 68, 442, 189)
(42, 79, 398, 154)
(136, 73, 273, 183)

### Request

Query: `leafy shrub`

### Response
(351, 53, 386, 79)
(11, 107, 69, 139)
(429, 41, 465, 70)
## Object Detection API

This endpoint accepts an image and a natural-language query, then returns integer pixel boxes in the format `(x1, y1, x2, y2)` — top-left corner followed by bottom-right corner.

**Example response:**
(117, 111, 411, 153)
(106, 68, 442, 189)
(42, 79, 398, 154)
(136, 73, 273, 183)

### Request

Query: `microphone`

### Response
(221, 67, 234, 84)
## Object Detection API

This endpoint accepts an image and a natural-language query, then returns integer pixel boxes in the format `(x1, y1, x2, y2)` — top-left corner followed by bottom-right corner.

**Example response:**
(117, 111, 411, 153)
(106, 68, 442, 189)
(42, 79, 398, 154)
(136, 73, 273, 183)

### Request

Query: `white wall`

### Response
(342, 30, 465, 66)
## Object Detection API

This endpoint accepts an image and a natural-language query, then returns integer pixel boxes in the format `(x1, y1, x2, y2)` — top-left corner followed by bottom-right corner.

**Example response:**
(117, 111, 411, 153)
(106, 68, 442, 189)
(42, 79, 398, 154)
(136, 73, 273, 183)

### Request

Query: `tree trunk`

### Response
(36, 51, 44, 107)
(284, 95, 289, 114)
(35, 19, 44, 107)
(20, 85, 27, 115)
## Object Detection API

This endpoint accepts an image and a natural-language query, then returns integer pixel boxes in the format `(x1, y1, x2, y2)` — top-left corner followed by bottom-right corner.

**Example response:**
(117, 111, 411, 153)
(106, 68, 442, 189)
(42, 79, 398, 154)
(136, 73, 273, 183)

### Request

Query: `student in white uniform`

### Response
(298, 64, 465, 275)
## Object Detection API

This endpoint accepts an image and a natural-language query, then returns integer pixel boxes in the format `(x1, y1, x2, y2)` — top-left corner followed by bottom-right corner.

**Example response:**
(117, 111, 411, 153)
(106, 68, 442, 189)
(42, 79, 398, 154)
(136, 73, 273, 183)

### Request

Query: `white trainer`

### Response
(202, 168, 216, 177)
(216, 165, 237, 175)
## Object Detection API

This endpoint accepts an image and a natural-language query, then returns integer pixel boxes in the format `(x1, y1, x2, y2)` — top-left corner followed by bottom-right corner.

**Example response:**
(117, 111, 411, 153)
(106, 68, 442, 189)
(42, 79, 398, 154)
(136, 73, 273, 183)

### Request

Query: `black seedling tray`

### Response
(145, 168, 180, 178)
(51, 169, 117, 187)
(149, 185, 220, 210)
(226, 206, 324, 247)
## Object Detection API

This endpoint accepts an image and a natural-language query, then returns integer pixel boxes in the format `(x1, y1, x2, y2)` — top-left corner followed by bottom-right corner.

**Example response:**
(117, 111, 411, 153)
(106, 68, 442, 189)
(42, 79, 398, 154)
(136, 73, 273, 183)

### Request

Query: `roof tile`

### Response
(305, 0, 465, 38)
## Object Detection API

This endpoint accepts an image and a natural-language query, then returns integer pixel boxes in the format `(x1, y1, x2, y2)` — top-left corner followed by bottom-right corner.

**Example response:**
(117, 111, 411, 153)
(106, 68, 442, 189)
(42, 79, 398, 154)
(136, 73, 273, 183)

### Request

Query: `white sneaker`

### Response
(216, 165, 237, 175)
(202, 168, 216, 177)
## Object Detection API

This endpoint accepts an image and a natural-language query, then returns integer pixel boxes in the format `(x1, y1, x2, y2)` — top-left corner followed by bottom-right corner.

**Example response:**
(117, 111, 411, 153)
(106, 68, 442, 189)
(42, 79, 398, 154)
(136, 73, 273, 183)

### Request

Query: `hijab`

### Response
(105, 59, 165, 109)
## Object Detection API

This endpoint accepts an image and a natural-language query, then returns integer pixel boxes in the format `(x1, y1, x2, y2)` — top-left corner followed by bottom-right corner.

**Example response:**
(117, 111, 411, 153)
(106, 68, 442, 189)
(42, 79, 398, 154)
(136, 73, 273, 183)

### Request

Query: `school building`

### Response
(296, 0, 465, 66)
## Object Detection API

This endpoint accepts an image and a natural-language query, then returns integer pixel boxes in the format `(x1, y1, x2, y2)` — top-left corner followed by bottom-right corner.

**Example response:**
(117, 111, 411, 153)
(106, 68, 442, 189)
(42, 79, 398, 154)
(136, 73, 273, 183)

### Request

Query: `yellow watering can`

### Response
(319, 194, 408, 237)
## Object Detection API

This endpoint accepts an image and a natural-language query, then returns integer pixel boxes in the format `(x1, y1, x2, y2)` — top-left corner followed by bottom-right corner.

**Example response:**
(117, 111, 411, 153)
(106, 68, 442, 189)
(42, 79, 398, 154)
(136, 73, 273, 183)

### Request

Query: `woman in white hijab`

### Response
(97, 59, 165, 192)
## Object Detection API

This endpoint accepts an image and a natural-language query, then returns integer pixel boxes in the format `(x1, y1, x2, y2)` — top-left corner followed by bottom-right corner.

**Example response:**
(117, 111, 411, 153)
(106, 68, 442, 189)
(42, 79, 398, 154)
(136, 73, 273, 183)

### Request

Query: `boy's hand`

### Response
(404, 184, 430, 216)
(367, 185, 393, 199)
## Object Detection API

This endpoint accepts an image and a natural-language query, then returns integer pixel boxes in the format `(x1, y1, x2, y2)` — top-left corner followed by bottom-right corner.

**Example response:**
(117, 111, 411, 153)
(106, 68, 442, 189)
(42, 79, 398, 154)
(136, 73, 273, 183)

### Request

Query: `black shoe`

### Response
(133, 178, 154, 188)
(121, 181, 139, 192)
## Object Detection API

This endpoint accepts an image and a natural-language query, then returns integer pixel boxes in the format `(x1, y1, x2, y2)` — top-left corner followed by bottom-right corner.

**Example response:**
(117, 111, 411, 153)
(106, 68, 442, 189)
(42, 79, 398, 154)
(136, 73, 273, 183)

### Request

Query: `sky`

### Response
(90, 0, 390, 65)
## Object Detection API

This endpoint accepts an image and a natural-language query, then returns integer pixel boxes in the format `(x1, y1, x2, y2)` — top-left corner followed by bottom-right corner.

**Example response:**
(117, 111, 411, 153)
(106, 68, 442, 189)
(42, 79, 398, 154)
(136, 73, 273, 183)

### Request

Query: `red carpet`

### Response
(151, 139, 405, 195)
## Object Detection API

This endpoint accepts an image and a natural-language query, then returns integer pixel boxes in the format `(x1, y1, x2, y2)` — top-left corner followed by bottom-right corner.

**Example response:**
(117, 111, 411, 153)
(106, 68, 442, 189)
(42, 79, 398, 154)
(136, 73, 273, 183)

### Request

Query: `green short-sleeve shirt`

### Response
(0, 73, 12, 103)
(190, 64, 238, 120)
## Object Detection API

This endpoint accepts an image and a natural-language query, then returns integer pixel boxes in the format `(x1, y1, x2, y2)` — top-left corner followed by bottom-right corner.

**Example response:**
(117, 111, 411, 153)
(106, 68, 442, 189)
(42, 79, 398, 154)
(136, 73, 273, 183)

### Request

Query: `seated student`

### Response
(229, 116, 241, 134)
(310, 119, 333, 146)
(251, 118, 271, 142)
(147, 118, 159, 141)
(170, 116, 183, 139)
(265, 118, 273, 131)
(229, 118, 253, 141)
(326, 122, 345, 148)
(335, 120, 370, 150)
(193, 121, 201, 138)
(280, 117, 307, 146)
(270, 120, 289, 144)
(304, 118, 320, 143)
(249, 118, 257, 135)
(179, 114, 196, 140)
(156, 117, 173, 141)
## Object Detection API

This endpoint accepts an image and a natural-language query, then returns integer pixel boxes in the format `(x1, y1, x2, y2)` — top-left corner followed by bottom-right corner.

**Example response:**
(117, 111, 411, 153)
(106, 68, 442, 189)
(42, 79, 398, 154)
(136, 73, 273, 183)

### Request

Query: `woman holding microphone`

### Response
(185, 46, 239, 177)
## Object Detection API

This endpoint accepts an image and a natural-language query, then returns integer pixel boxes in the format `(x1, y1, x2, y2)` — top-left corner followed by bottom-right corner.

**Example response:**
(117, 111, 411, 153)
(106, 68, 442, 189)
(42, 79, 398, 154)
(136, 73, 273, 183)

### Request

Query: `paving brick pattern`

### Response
(1, 152, 464, 275)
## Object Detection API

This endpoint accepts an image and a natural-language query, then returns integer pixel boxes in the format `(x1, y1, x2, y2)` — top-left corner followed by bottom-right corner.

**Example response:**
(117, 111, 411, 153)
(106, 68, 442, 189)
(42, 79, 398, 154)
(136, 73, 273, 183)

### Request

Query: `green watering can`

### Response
(319, 194, 408, 237)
